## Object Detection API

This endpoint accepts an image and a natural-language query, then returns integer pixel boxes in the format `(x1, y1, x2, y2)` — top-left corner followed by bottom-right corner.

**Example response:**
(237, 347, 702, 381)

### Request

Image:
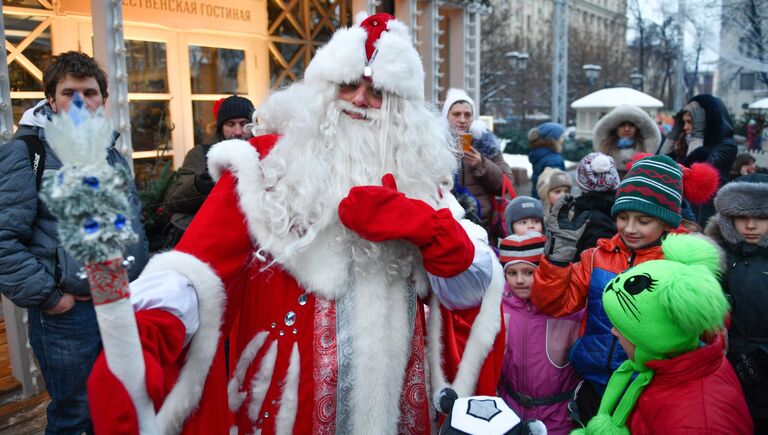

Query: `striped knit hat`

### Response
(611, 155, 683, 228)
(499, 232, 547, 268)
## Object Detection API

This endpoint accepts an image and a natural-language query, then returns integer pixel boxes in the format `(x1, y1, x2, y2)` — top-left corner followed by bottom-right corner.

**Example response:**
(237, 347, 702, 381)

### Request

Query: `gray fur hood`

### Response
(593, 105, 660, 168)
(705, 174, 768, 248)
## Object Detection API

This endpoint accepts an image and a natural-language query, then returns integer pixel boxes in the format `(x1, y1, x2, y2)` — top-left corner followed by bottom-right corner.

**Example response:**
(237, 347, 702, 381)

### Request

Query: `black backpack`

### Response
(18, 134, 46, 189)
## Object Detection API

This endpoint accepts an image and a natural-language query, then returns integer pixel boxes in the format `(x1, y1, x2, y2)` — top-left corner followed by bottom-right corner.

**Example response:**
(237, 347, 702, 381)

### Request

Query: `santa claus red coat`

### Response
(87, 13, 504, 435)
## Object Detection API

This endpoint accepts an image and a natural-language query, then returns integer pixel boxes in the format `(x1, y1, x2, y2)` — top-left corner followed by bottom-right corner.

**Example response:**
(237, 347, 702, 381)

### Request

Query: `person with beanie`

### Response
(528, 122, 566, 199)
(497, 232, 583, 434)
(592, 105, 660, 178)
(658, 94, 738, 225)
(504, 196, 544, 236)
(530, 154, 685, 425)
(573, 233, 752, 434)
(572, 152, 620, 256)
(163, 95, 255, 247)
(705, 174, 768, 434)
(443, 88, 514, 244)
(536, 166, 572, 212)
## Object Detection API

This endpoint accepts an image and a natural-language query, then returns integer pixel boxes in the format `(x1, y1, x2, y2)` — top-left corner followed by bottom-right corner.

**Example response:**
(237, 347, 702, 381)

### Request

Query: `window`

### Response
(125, 40, 173, 153)
(188, 45, 247, 146)
(741, 73, 756, 91)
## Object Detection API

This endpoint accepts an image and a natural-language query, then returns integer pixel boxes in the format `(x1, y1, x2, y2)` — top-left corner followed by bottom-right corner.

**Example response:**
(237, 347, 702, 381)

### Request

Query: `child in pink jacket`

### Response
(498, 232, 584, 434)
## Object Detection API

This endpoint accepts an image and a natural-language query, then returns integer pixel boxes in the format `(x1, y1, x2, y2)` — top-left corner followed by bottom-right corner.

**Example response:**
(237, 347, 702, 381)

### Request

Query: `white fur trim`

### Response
(96, 299, 159, 434)
(228, 332, 269, 412)
(207, 139, 259, 182)
(248, 341, 278, 425)
(275, 343, 300, 435)
(207, 138, 357, 301)
(304, 18, 423, 100)
(349, 268, 413, 433)
(141, 251, 226, 434)
(427, 258, 504, 398)
(592, 104, 660, 162)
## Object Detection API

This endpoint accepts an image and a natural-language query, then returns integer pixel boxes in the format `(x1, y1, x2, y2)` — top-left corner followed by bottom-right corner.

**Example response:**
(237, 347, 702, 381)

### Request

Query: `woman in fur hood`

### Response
(592, 104, 660, 177)
(704, 174, 768, 434)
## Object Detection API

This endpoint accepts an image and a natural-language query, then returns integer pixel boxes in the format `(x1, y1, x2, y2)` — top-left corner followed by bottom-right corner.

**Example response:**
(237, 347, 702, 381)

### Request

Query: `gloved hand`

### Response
(544, 195, 590, 263)
(338, 174, 474, 277)
(687, 104, 706, 140)
(194, 171, 215, 195)
(338, 173, 438, 246)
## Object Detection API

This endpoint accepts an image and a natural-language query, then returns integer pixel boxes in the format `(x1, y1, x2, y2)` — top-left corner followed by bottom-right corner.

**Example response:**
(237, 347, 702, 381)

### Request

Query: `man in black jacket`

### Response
(163, 95, 254, 247)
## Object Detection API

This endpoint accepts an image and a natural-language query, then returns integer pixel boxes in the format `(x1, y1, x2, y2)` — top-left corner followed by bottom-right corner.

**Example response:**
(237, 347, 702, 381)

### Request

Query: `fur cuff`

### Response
(141, 251, 226, 434)
(427, 259, 504, 398)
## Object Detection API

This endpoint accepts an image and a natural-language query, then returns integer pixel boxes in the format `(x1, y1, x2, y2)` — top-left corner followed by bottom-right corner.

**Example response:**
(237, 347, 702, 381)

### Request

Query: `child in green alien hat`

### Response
(573, 233, 753, 434)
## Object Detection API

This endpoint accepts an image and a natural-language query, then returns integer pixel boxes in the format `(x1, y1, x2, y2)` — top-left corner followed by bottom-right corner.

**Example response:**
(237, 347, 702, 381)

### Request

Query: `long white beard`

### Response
(249, 83, 457, 267)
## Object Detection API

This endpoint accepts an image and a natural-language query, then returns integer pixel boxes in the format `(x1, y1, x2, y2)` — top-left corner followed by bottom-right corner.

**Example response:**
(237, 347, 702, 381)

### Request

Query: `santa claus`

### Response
(87, 13, 504, 434)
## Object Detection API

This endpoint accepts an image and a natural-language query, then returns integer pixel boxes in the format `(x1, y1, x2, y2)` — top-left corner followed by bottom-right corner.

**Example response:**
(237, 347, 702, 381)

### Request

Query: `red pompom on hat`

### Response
(212, 97, 225, 119)
(624, 152, 719, 206)
(680, 162, 720, 205)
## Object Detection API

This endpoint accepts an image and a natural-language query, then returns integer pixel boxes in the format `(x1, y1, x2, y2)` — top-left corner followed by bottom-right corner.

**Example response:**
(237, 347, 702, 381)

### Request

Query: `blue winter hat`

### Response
(536, 122, 565, 141)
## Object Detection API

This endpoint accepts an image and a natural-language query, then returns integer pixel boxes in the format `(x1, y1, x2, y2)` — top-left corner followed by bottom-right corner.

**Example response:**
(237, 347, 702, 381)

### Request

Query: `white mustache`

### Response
(336, 100, 381, 121)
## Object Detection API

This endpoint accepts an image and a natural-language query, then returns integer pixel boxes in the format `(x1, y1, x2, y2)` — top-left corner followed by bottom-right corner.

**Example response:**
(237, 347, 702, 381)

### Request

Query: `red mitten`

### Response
(88, 309, 187, 434)
(338, 174, 475, 277)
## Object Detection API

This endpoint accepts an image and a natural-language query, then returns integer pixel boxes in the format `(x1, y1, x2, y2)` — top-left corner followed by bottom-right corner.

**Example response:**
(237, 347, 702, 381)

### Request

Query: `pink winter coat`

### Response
(499, 286, 584, 435)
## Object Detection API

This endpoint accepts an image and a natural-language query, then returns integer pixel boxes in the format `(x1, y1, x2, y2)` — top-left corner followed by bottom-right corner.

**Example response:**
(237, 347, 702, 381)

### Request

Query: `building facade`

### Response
(481, 0, 628, 124)
(715, 0, 768, 119)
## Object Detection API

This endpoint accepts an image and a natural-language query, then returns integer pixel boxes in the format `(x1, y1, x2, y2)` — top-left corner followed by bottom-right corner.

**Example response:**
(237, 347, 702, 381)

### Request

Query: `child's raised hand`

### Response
(544, 195, 590, 263)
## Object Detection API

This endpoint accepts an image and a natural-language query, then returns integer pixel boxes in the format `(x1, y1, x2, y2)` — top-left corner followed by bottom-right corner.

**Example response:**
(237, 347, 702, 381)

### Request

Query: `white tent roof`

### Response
(571, 87, 664, 109)
(749, 98, 768, 109)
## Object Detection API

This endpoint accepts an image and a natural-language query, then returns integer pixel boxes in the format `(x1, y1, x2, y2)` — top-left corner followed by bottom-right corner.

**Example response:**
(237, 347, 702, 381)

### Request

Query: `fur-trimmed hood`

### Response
(593, 105, 660, 168)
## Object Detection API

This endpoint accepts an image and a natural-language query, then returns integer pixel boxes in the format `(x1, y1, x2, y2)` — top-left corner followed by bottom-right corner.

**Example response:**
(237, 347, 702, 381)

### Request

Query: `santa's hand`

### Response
(338, 174, 474, 276)
(339, 174, 436, 246)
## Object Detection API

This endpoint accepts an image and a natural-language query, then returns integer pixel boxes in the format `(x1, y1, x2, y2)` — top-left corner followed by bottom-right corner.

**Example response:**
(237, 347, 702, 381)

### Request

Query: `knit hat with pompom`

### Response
(576, 152, 620, 193)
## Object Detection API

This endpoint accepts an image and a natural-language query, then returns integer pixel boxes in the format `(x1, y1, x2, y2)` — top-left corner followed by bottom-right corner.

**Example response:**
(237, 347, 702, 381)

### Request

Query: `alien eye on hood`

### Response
(623, 273, 656, 296)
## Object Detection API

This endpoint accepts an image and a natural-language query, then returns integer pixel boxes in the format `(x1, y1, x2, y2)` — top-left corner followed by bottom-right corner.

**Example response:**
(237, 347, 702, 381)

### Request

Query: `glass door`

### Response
(178, 33, 259, 156)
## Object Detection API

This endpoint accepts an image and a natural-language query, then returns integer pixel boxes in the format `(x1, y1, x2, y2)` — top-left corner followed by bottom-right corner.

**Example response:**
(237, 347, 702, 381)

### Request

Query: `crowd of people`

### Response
(0, 12, 766, 435)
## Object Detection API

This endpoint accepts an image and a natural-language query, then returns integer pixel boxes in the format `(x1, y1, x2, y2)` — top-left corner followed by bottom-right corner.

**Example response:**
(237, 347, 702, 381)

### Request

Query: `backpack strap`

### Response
(18, 134, 46, 190)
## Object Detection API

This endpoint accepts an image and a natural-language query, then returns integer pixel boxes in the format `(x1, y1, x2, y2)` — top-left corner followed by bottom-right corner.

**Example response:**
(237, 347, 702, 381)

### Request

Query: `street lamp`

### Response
(583, 64, 602, 90)
(505, 51, 529, 71)
(504, 51, 530, 126)
(630, 68, 644, 91)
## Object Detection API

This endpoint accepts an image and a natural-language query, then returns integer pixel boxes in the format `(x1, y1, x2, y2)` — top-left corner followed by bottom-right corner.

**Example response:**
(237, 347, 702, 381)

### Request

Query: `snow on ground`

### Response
(502, 153, 577, 177)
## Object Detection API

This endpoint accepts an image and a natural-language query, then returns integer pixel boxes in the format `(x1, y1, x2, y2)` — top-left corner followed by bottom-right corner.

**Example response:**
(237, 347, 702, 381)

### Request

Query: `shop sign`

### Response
(58, 0, 263, 34)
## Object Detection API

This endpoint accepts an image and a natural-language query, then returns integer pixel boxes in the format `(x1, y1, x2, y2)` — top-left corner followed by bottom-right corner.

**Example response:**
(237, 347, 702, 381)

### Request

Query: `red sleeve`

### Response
(530, 249, 594, 317)
(88, 309, 186, 435)
(175, 171, 254, 290)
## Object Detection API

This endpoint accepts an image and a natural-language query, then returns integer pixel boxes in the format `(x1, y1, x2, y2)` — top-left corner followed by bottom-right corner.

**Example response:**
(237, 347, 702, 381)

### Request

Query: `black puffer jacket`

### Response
(660, 94, 738, 225)
(704, 175, 768, 418)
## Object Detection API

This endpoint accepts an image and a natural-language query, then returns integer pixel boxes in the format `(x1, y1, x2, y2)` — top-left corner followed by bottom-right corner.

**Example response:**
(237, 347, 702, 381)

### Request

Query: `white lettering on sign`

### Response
(121, 0, 251, 22)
